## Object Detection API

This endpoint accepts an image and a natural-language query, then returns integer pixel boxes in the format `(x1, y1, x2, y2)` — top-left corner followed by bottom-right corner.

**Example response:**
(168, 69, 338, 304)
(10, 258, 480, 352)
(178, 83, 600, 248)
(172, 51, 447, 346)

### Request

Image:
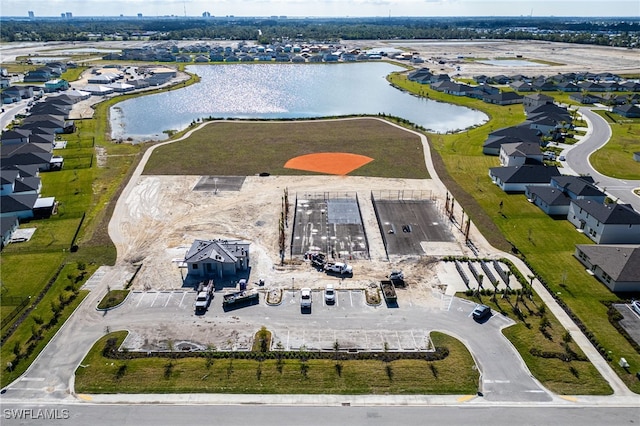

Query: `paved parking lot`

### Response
(613, 303, 640, 346)
(128, 290, 194, 310)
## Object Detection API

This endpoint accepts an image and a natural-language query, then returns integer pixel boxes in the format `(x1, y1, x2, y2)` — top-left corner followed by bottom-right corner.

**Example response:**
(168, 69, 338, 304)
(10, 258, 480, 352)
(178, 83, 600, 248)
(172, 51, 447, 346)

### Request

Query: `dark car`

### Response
(472, 304, 491, 321)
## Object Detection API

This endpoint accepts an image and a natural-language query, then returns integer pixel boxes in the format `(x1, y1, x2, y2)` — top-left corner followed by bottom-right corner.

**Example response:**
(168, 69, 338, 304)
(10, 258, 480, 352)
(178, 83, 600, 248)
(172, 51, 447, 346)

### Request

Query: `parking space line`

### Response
(411, 331, 418, 349)
(163, 292, 172, 307)
(286, 330, 290, 350)
(395, 331, 402, 349)
(349, 291, 353, 307)
(149, 292, 160, 307)
(135, 292, 145, 308)
(179, 292, 186, 307)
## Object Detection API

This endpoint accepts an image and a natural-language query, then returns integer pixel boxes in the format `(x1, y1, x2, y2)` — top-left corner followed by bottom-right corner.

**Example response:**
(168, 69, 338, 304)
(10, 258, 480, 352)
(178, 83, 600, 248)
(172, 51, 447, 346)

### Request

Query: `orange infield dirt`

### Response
(284, 152, 374, 175)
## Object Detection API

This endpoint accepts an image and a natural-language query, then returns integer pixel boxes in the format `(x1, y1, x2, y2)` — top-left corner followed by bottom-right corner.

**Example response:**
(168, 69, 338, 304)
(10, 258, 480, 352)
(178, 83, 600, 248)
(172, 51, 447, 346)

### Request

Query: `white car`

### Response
(632, 300, 640, 315)
(300, 287, 312, 309)
(324, 284, 336, 304)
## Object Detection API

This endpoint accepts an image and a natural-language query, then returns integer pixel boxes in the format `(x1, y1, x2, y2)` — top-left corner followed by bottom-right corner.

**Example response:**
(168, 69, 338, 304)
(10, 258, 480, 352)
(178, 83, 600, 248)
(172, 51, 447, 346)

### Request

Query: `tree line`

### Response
(1, 16, 638, 48)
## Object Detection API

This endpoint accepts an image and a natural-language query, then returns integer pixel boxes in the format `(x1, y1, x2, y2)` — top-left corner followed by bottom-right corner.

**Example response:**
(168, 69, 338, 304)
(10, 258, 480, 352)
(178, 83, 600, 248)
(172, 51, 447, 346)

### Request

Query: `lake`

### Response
(110, 62, 488, 142)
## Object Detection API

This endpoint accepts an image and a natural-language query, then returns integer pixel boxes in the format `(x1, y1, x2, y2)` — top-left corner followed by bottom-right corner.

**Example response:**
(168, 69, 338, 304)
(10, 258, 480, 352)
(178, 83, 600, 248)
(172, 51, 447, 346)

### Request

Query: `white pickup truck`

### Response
(194, 280, 214, 313)
(300, 287, 312, 309)
(324, 261, 353, 275)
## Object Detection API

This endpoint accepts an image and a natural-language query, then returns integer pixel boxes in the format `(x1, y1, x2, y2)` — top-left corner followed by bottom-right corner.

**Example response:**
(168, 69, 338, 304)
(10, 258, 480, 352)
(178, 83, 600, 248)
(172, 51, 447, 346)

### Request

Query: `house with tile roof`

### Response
(184, 239, 250, 279)
(567, 200, 640, 244)
(574, 244, 640, 292)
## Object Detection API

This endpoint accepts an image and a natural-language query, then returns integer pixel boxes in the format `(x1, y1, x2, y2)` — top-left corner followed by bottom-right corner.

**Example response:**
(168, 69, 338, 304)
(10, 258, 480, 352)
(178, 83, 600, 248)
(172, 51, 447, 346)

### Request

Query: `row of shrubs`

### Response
(102, 337, 449, 362)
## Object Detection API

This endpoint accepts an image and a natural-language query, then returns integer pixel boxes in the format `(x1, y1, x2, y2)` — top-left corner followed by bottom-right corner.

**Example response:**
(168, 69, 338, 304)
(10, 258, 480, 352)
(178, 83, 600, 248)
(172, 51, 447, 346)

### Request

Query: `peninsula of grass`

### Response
(75, 331, 479, 394)
(143, 118, 430, 179)
(97, 290, 130, 310)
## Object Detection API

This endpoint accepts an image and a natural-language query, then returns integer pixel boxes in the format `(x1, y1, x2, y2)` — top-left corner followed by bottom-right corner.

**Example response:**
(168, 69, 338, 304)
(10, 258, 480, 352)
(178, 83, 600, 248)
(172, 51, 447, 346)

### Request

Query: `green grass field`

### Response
(75, 331, 479, 394)
(143, 118, 430, 179)
(388, 74, 640, 393)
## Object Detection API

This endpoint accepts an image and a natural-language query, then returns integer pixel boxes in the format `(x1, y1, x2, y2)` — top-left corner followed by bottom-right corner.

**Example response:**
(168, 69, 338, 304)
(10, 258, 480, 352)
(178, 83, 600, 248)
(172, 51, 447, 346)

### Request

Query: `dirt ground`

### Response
(5, 38, 633, 350)
(111, 173, 480, 294)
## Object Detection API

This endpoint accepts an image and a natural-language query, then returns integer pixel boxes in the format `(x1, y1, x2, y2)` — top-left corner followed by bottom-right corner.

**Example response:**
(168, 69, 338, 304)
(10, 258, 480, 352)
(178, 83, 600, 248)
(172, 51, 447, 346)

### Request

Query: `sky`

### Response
(1, 0, 639, 18)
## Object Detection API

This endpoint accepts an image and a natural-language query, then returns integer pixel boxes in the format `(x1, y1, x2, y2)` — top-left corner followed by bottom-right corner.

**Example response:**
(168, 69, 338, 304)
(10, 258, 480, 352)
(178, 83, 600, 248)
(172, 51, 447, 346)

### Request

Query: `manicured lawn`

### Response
(97, 290, 130, 310)
(143, 118, 429, 179)
(75, 331, 479, 394)
(389, 74, 640, 393)
(590, 112, 640, 180)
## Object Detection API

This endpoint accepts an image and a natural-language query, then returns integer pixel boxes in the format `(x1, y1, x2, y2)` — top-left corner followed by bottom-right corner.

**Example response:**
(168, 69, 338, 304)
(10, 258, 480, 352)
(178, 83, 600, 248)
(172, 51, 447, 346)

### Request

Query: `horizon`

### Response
(2, 0, 640, 19)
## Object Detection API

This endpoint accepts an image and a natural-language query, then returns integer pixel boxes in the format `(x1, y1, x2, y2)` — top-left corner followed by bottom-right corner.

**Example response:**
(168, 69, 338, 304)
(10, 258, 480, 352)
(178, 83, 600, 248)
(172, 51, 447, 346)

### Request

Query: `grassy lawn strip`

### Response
(457, 258, 612, 395)
(143, 118, 429, 179)
(589, 112, 640, 180)
(97, 290, 130, 310)
(389, 73, 640, 393)
(75, 331, 478, 394)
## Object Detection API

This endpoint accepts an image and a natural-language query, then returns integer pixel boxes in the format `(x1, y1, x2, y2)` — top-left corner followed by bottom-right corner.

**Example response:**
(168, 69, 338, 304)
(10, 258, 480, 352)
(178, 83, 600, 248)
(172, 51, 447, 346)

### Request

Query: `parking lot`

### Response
(613, 303, 640, 346)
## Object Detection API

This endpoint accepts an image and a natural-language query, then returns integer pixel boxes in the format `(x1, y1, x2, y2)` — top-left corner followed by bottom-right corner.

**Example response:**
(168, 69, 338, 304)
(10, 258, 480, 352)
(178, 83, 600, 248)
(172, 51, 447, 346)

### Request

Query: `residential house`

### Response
(44, 79, 69, 92)
(569, 93, 602, 105)
(24, 68, 52, 82)
(525, 186, 571, 216)
(574, 244, 640, 292)
(3, 86, 34, 99)
(550, 176, 606, 203)
(509, 80, 533, 92)
(1, 215, 19, 249)
(489, 165, 561, 193)
(482, 92, 524, 106)
(567, 200, 640, 244)
(184, 239, 250, 279)
(0, 193, 38, 220)
(578, 81, 606, 92)
(556, 82, 580, 92)
(482, 125, 542, 155)
(612, 104, 640, 118)
(1, 129, 31, 145)
(499, 142, 543, 166)
(523, 93, 554, 112)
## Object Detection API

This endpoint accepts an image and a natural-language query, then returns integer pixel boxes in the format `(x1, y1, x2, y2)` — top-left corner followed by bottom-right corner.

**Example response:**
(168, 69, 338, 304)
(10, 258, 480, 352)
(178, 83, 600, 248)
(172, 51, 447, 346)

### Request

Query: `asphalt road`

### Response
(565, 108, 640, 211)
(1, 403, 638, 426)
(1, 278, 550, 404)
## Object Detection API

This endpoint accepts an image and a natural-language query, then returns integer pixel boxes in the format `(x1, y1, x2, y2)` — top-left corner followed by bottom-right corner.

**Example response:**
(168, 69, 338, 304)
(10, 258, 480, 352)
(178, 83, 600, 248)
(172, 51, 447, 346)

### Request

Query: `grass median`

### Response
(75, 331, 479, 394)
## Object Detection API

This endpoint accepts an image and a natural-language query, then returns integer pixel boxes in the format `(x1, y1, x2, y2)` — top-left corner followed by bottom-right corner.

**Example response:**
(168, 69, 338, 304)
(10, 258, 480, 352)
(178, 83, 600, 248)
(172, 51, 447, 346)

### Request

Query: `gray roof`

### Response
(551, 176, 604, 198)
(0, 193, 38, 213)
(1, 215, 18, 236)
(185, 239, 249, 264)
(490, 165, 561, 184)
(571, 199, 640, 225)
(501, 142, 541, 157)
(576, 244, 640, 282)
(527, 186, 570, 206)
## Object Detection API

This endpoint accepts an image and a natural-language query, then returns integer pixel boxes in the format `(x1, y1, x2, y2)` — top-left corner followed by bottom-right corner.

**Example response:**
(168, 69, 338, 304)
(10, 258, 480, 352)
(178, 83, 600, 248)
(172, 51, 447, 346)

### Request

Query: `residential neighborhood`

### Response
(1, 22, 639, 425)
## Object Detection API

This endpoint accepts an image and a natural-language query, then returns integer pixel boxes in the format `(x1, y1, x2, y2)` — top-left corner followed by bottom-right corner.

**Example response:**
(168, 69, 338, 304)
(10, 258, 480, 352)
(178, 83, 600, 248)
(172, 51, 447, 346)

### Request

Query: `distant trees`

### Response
(1, 17, 638, 48)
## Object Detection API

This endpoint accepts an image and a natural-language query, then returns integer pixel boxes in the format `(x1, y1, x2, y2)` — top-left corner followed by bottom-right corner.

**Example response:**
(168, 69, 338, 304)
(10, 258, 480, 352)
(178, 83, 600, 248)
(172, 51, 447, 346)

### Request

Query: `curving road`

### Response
(565, 108, 640, 212)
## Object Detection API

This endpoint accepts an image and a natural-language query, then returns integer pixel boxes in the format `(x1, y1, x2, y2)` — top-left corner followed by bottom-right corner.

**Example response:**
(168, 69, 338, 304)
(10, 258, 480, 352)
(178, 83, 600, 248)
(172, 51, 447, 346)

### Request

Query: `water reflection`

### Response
(110, 62, 487, 142)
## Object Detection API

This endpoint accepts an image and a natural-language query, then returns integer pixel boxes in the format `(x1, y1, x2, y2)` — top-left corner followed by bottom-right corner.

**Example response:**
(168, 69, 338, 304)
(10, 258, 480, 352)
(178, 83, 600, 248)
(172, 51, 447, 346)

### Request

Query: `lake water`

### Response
(110, 62, 487, 142)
